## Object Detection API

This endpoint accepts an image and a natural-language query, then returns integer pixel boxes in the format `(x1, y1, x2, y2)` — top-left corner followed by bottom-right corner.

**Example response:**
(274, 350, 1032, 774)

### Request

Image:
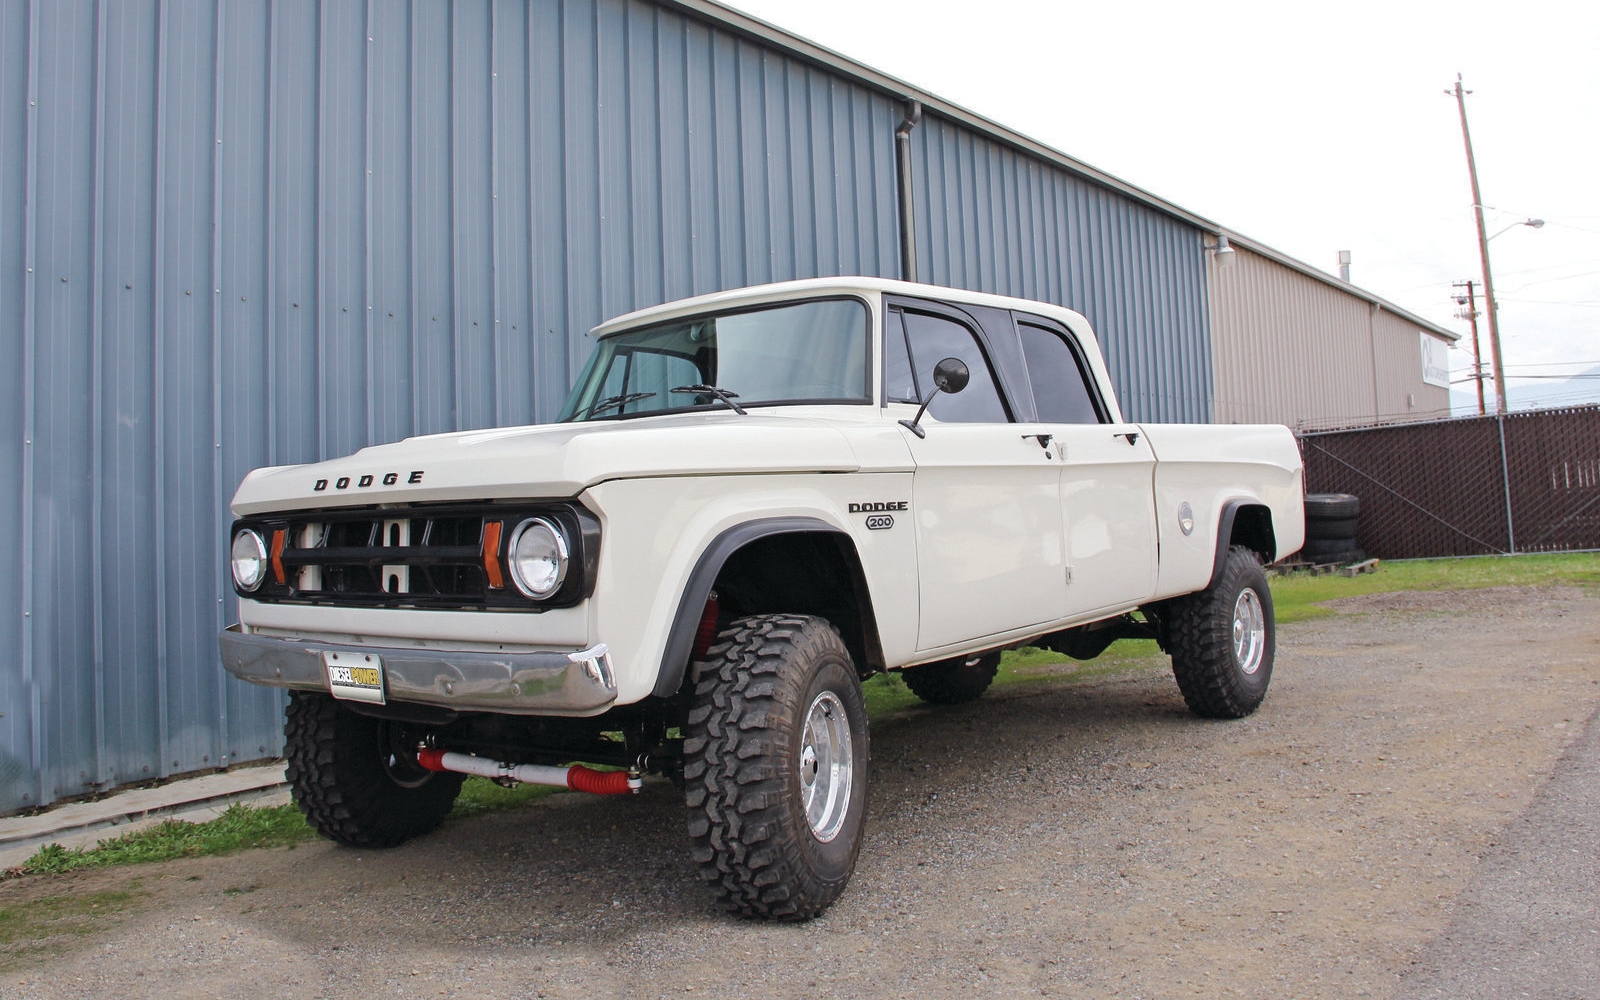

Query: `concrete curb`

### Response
(0, 763, 290, 870)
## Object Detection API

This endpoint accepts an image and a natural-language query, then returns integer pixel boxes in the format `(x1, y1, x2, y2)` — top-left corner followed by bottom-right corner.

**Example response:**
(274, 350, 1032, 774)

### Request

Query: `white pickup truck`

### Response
(220, 277, 1304, 920)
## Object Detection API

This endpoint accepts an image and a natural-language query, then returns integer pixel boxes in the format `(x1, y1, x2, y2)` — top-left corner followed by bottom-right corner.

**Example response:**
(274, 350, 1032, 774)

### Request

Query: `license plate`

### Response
(323, 650, 386, 705)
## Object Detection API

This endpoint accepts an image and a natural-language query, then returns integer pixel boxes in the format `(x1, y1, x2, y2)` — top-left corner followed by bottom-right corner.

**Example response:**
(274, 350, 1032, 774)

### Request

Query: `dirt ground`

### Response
(2, 585, 1596, 1000)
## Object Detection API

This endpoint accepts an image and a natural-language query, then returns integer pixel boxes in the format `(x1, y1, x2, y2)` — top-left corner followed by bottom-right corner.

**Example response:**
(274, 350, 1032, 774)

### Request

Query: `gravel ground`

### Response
(2, 584, 1597, 999)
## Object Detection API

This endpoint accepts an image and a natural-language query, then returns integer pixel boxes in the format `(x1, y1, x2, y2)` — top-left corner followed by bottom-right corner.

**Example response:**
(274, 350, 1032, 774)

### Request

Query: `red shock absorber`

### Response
(692, 592, 721, 661)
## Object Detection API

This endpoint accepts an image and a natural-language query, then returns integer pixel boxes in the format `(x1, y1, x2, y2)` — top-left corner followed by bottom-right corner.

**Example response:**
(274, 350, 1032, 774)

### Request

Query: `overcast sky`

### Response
(724, 0, 1600, 410)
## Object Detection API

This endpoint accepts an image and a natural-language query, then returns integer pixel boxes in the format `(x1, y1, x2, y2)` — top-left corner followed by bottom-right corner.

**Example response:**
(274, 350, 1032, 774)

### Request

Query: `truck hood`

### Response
(230, 412, 862, 515)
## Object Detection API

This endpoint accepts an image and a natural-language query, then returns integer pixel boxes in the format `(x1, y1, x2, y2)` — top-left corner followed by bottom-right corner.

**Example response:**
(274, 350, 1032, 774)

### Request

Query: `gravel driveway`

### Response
(3, 584, 1597, 999)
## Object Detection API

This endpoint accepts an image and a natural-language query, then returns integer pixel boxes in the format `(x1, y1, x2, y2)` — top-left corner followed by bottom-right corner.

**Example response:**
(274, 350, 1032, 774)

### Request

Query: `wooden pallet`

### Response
(1339, 558, 1380, 578)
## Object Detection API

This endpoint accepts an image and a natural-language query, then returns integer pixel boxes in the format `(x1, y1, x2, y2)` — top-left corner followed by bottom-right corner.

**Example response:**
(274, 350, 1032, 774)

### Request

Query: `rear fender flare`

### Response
(1209, 499, 1276, 588)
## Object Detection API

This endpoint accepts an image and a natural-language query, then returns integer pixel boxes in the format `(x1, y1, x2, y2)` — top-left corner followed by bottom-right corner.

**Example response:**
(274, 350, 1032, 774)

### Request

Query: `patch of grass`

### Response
(448, 775, 557, 818)
(12, 773, 550, 880)
(0, 888, 143, 968)
(0, 890, 138, 946)
(18, 803, 315, 876)
(861, 672, 919, 716)
(1271, 551, 1600, 623)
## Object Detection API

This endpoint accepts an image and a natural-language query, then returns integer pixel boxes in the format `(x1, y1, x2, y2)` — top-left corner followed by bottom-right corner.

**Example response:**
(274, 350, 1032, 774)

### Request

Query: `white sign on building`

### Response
(1420, 332, 1451, 388)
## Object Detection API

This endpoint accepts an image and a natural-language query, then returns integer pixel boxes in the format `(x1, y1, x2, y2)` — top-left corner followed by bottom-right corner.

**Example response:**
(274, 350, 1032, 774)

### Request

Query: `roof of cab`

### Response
(588, 277, 1094, 340)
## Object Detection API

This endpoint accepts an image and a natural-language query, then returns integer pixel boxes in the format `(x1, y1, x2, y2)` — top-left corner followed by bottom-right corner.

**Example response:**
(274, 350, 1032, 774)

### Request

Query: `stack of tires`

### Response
(1302, 492, 1362, 566)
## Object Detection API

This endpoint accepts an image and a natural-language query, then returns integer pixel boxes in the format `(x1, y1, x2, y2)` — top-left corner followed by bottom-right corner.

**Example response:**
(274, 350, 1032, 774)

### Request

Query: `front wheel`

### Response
(283, 692, 464, 848)
(1166, 546, 1275, 718)
(684, 614, 869, 920)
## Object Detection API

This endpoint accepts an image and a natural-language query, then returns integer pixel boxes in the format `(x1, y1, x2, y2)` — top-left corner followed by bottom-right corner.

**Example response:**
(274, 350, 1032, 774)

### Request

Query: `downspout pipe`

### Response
(894, 99, 922, 283)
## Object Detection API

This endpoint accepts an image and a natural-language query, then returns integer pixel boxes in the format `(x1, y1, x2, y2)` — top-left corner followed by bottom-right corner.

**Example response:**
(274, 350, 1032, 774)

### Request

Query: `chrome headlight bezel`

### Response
(506, 516, 571, 599)
(231, 528, 268, 592)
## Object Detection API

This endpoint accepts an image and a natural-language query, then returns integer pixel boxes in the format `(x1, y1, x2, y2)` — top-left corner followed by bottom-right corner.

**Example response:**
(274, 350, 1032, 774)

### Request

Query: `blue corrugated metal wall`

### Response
(0, 0, 905, 813)
(909, 113, 1212, 423)
(0, 0, 1209, 813)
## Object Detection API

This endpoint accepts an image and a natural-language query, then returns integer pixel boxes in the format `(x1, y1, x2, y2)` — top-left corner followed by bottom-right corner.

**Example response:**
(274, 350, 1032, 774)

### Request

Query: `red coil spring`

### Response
(566, 765, 633, 795)
(691, 595, 721, 660)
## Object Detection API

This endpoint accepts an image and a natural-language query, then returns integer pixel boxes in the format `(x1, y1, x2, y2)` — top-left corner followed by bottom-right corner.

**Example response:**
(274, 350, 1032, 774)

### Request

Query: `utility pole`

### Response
(1453, 279, 1486, 414)
(1449, 74, 1507, 414)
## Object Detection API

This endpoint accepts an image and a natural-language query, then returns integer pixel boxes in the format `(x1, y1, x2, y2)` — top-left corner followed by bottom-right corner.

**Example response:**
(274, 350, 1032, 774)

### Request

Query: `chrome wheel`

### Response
(1232, 587, 1266, 676)
(799, 690, 853, 843)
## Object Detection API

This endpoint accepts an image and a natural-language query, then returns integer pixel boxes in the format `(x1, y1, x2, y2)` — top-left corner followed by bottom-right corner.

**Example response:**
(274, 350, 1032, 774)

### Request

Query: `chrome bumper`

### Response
(218, 625, 618, 717)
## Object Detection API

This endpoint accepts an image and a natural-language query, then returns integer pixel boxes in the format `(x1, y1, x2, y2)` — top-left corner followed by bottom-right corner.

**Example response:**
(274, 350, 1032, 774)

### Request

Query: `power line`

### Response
(1499, 361, 1600, 370)
(1497, 298, 1600, 309)
(1502, 269, 1600, 291)
(1496, 258, 1600, 278)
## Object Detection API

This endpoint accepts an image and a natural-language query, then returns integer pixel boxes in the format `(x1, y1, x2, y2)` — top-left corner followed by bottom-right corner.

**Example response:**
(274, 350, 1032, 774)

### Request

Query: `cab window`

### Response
(894, 309, 1009, 423)
(1018, 321, 1104, 424)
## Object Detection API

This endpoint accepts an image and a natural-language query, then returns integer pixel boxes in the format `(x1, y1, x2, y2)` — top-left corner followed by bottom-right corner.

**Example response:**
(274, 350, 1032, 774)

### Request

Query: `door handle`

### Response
(1115, 431, 1140, 446)
(1023, 433, 1054, 449)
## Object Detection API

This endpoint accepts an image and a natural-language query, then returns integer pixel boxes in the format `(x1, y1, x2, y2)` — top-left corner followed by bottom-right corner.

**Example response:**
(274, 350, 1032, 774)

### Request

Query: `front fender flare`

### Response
(651, 516, 845, 699)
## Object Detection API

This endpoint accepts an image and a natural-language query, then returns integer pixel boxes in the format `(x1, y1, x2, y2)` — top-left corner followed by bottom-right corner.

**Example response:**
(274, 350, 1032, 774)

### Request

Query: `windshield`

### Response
(558, 298, 870, 421)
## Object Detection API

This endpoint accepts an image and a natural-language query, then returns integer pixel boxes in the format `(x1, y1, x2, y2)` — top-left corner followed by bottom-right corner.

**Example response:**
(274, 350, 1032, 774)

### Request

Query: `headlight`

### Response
(507, 517, 569, 598)
(231, 529, 268, 592)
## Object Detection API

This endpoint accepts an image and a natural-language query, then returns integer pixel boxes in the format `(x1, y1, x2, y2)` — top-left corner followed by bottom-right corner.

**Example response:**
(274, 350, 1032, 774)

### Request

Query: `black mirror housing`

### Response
(900, 357, 972, 438)
(932, 357, 969, 394)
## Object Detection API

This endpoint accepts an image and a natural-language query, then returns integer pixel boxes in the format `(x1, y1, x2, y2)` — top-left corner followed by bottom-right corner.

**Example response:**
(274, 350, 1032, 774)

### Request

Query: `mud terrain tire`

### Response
(684, 614, 869, 921)
(284, 692, 464, 848)
(1167, 546, 1275, 719)
(901, 651, 1001, 705)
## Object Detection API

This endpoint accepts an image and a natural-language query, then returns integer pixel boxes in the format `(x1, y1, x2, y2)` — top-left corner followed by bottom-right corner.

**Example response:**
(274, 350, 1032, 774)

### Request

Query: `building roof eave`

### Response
(667, 0, 1460, 344)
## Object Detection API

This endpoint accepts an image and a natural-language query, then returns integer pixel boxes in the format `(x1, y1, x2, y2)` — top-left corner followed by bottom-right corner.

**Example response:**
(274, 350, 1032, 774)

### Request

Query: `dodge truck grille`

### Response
(230, 502, 598, 610)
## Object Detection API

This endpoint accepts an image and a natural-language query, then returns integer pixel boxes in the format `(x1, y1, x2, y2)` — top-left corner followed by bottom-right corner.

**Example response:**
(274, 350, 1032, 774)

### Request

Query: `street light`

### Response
(1488, 218, 1545, 241)
(1448, 75, 1542, 414)
(1476, 215, 1545, 414)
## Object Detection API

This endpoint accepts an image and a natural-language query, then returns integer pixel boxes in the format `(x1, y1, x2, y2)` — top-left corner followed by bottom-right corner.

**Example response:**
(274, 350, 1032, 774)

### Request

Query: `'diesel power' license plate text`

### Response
(323, 650, 385, 705)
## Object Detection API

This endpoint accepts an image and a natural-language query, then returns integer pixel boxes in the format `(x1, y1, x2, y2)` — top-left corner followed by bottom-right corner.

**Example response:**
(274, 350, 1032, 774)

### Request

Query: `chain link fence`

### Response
(1298, 405, 1600, 560)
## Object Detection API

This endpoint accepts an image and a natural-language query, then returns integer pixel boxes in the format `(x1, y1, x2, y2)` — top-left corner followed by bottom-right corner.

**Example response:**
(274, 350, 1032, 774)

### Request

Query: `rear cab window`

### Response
(1015, 318, 1107, 425)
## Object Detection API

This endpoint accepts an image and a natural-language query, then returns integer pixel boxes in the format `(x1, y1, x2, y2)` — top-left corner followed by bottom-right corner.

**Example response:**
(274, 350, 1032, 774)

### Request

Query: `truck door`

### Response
(1015, 317, 1158, 618)
(888, 304, 1068, 652)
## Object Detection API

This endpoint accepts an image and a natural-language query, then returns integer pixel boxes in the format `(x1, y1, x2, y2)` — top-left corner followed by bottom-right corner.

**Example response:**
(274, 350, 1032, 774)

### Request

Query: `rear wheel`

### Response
(284, 692, 464, 848)
(1166, 546, 1275, 718)
(901, 651, 1000, 705)
(684, 614, 869, 920)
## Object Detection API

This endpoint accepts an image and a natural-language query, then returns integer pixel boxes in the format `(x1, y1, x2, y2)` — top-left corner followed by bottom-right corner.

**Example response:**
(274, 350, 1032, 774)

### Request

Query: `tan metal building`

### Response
(1208, 239, 1458, 430)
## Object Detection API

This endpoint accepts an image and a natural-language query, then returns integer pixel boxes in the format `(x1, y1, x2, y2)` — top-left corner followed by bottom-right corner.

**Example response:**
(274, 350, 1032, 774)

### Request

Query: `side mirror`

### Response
(899, 357, 970, 439)
(932, 357, 970, 395)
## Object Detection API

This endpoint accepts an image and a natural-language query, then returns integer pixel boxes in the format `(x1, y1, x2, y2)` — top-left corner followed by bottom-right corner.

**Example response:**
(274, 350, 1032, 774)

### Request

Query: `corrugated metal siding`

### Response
(1371, 307, 1452, 425)
(0, 0, 906, 813)
(0, 0, 33, 808)
(1209, 247, 1449, 429)
(909, 114, 1212, 424)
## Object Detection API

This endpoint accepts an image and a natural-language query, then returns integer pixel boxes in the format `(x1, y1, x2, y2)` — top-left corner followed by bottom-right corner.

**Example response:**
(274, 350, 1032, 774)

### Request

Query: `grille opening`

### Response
(246, 505, 584, 608)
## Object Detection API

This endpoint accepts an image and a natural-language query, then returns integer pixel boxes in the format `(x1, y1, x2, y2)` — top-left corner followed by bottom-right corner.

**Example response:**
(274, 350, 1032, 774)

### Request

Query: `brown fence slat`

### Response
(1501, 407, 1600, 554)
(1298, 406, 1600, 560)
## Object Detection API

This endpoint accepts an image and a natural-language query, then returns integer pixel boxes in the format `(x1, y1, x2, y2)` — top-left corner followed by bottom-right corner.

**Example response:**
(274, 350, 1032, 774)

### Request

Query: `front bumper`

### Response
(218, 625, 618, 717)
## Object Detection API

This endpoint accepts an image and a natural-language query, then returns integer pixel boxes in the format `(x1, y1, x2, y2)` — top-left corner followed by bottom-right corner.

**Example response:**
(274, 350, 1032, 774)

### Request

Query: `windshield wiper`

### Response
(586, 391, 655, 418)
(671, 384, 748, 415)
